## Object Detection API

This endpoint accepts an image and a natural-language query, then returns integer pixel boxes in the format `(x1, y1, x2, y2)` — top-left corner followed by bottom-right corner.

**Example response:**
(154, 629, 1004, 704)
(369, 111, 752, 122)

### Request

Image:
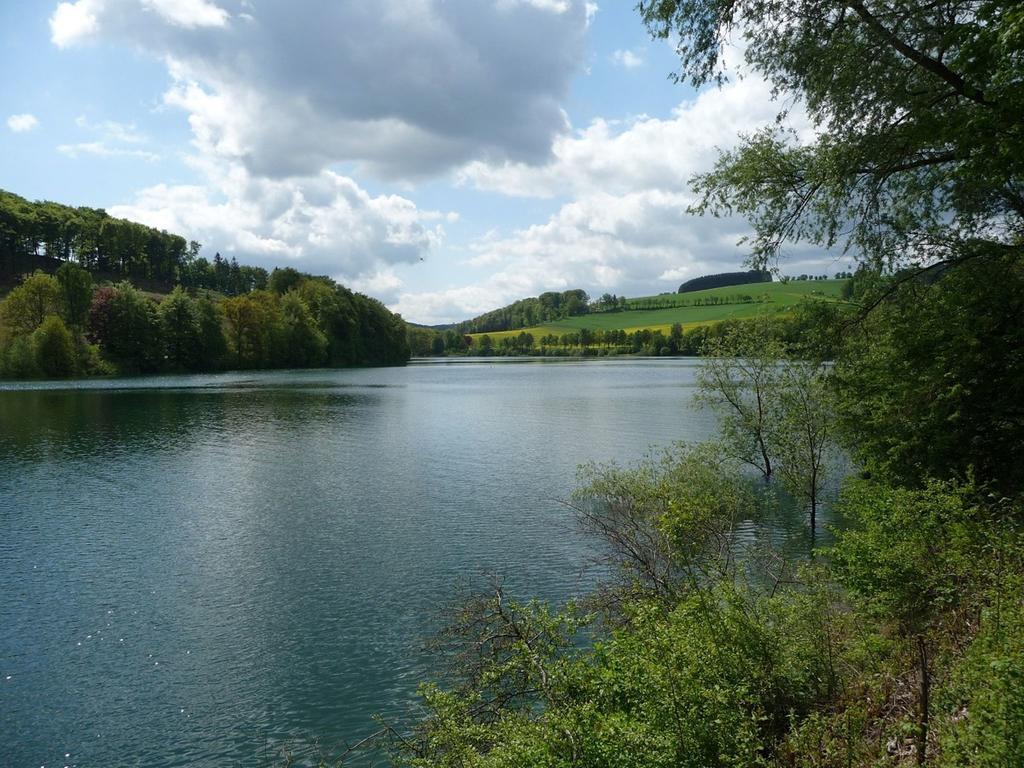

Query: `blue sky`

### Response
(1, 1, 847, 323)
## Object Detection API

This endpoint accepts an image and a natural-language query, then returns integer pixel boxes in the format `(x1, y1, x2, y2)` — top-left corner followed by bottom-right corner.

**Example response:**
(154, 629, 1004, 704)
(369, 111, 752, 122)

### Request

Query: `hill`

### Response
(448, 289, 591, 334)
(0, 190, 411, 378)
(469, 279, 849, 343)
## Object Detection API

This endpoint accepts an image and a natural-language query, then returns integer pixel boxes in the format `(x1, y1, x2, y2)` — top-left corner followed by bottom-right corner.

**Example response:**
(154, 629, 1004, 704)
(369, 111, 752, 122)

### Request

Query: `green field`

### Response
(470, 279, 848, 342)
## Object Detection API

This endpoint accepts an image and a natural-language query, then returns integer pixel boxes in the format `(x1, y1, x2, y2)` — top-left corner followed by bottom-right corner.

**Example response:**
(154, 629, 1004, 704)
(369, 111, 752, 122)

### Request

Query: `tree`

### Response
(443, 328, 468, 354)
(774, 361, 834, 533)
(194, 297, 227, 371)
(2, 335, 38, 378)
(408, 326, 441, 357)
(268, 266, 304, 295)
(87, 282, 161, 372)
(0, 271, 61, 335)
(32, 315, 76, 378)
(158, 287, 201, 371)
(639, 1, 1023, 271)
(55, 262, 93, 329)
(280, 291, 327, 368)
(833, 255, 1024, 496)
(222, 293, 275, 368)
(830, 480, 984, 766)
(573, 442, 757, 610)
(668, 322, 683, 353)
(697, 320, 835, 531)
(296, 278, 358, 364)
(695, 321, 786, 479)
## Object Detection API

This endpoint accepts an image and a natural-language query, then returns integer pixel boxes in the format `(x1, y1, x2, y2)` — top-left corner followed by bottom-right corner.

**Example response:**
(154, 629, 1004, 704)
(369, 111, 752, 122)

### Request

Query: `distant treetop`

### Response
(678, 270, 772, 294)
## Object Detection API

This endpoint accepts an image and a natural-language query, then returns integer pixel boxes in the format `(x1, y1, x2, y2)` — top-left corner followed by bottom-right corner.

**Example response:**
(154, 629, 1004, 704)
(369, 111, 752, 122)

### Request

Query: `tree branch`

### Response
(847, 1, 990, 107)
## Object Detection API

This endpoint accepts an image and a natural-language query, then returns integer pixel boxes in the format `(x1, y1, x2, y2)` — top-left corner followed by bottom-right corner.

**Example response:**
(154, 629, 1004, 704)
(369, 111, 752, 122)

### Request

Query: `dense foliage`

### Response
(639, 0, 1023, 269)
(375, 261, 1024, 767)
(0, 266, 409, 378)
(0, 188, 268, 293)
(833, 256, 1024, 496)
(677, 269, 771, 293)
(450, 289, 591, 335)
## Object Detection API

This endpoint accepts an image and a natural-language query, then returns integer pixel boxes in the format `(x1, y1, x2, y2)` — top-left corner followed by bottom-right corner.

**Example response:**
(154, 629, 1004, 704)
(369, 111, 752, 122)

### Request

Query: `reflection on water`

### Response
(0, 360, 838, 767)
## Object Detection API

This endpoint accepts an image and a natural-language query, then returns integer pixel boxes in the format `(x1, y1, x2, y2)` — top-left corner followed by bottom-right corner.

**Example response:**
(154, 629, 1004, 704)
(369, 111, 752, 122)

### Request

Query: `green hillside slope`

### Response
(471, 279, 848, 342)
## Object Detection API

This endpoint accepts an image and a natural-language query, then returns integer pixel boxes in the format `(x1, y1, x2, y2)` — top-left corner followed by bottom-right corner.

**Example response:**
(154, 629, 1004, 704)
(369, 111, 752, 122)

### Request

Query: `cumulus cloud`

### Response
(50, 0, 591, 179)
(610, 48, 643, 69)
(58, 114, 160, 160)
(394, 75, 831, 324)
(50, 0, 101, 47)
(44, 0, 837, 322)
(109, 161, 449, 279)
(7, 113, 40, 133)
(391, 189, 753, 324)
(140, 0, 229, 28)
(58, 142, 160, 160)
(458, 75, 792, 198)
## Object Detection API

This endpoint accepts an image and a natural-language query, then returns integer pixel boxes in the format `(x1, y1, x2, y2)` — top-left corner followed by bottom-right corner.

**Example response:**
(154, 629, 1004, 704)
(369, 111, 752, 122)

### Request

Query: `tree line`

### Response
(677, 268, 772, 293)
(407, 302, 839, 359)
(0, 188, 268, 295)
(0, 264, 409, 379)
(448, 289, 590, 335)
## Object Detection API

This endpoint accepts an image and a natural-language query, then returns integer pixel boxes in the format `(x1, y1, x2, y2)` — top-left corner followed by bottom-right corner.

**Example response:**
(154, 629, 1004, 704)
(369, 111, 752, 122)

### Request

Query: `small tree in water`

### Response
(695, 321, 786, 480)
(696, 320, 834, 533)
(774, 361, 834, 534)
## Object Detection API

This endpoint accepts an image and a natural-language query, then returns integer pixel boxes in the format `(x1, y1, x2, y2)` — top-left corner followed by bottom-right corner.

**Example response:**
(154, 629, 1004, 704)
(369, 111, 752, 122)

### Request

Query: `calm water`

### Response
(0, 358, 822, 767)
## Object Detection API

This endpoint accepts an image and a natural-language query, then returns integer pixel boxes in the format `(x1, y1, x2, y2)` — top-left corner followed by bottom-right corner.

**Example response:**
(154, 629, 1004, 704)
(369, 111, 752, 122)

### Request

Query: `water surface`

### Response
(1, 358, 817, 767)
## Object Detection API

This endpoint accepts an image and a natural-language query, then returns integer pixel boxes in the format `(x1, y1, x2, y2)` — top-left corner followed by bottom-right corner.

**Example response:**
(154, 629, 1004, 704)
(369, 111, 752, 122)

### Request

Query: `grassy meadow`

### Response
(470, 279, 849, 342)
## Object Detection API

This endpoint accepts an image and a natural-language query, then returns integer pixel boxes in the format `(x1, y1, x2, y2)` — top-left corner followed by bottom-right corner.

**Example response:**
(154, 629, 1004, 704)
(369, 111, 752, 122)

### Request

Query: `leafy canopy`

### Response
(639, 1, 1024, 267)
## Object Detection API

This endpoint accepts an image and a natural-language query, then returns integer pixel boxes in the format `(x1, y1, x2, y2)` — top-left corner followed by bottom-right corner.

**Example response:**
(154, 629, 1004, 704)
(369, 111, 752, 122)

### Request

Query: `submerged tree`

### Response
(695, 320, 786, 479)
(774, 362, 834, 534)
(696, 321, 834, 531)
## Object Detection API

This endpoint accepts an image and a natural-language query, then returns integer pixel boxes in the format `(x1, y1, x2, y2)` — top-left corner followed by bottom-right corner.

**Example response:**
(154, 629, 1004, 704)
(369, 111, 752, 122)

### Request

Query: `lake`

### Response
(0, 358, 822, 767)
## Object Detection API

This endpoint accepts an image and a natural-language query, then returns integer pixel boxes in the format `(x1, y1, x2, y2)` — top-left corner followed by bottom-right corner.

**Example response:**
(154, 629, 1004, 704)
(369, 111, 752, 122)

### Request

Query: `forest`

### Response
(0, 187, 411, 377)
(0, 189, 267, 294)
(677, 268, 771, 293)
(351, 2, 1024, 766)
(0, 264, 409, 378)
(443, 289, 593, 335)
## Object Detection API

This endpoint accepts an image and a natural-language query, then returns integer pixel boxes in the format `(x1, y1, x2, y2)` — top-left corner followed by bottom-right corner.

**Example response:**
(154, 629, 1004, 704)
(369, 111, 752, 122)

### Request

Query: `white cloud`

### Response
(610, 48, 643, 69)
(109, 161, 449, 279)
(7, 113, 39, 133)
(75, 115, 146, 143)
(58, 142, 160, 160)
(393, 75, 826, 324)
(50, 0, 592, 180)
(140, 0, 228, 28)
(42, 0, 836, 322)
(458, 75, 791, 199)
(497, 0, 571, 12)
(59, 114, 159, 160)
(391, 189, 753, 324)
(50, 0, 102, 47)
